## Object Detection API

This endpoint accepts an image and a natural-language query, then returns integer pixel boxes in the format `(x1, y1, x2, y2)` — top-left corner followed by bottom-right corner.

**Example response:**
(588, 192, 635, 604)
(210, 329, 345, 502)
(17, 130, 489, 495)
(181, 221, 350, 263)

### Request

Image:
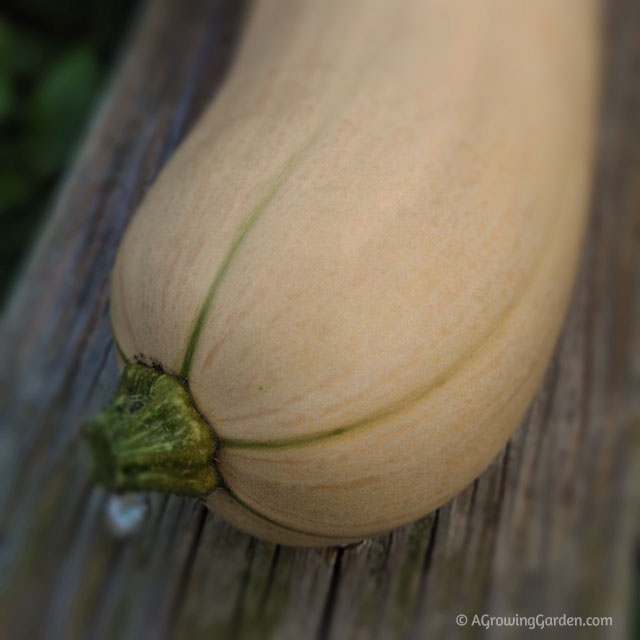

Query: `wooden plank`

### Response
(0, 1, 638, 639)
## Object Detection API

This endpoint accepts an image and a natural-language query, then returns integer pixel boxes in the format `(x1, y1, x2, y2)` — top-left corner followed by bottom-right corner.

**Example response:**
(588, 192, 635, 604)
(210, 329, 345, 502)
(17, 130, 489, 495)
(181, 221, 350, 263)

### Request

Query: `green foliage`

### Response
(0, 0, 135, 304)
(25, 47, 100, 177)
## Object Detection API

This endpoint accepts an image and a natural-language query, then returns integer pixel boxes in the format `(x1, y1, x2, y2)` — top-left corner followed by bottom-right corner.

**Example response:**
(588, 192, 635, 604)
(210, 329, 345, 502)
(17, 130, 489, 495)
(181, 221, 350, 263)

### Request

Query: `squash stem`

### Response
(84, 363, 218, 497)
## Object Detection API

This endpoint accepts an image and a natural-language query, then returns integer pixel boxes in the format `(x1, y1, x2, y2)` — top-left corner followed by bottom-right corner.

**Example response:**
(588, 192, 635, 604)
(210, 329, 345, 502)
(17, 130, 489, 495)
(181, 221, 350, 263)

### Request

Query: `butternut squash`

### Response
(86, 0, 600, 546)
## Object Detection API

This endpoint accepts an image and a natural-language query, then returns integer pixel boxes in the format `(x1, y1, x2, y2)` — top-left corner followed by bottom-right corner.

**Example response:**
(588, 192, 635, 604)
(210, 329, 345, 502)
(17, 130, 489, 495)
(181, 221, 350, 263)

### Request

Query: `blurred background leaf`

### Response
(25, 47, 100, 177)
(0, 0, 138, 306)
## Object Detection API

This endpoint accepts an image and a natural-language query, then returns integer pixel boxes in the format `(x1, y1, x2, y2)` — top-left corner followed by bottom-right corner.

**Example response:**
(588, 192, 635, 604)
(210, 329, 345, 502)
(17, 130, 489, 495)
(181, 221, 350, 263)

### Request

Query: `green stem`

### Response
(84, 364, 218, 496)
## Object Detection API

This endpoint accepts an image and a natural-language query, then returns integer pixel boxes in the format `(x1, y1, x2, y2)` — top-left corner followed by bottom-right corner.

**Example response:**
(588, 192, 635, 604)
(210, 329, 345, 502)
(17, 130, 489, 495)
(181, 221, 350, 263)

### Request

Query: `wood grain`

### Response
(0, 1, 638, 638)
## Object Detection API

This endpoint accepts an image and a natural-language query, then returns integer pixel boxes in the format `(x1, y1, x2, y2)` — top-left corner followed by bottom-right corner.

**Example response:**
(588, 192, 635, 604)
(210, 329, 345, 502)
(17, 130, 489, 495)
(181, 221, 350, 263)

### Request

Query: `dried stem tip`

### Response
(84, 363, 218, 497)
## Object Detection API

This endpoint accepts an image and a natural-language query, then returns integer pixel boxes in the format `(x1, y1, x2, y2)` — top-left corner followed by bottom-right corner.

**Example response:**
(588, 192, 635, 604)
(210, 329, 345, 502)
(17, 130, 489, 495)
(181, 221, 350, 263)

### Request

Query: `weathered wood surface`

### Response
(0, 0, 638, 638)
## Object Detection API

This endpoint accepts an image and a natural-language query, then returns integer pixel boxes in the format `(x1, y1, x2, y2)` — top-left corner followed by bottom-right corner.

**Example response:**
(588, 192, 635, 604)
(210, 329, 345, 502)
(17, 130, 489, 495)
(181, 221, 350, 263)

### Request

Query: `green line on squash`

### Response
(219, 417, 382, 451)
(179, 142, 314, 381)
(113, 334, 130, 364)
(217, 216, 558, 453)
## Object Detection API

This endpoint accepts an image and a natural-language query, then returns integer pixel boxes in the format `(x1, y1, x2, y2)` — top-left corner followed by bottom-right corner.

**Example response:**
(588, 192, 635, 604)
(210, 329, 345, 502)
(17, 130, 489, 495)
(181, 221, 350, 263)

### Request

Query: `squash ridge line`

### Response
(218, 195, 575, 451)
(112, 333, 130, 364)
(223, 487, 362, 542)
(179, 138, 317, 381)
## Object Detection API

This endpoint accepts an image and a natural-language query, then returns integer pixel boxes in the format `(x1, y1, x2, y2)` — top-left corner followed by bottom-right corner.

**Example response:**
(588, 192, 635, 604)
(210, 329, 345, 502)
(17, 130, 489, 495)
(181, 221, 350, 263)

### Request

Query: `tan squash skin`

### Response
(109, 0, 599, 545)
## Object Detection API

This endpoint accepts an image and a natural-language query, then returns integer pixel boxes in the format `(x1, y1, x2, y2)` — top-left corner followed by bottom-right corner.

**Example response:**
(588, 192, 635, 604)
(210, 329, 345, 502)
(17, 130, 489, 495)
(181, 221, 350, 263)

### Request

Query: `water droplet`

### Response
(105, 493, 149, 537)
